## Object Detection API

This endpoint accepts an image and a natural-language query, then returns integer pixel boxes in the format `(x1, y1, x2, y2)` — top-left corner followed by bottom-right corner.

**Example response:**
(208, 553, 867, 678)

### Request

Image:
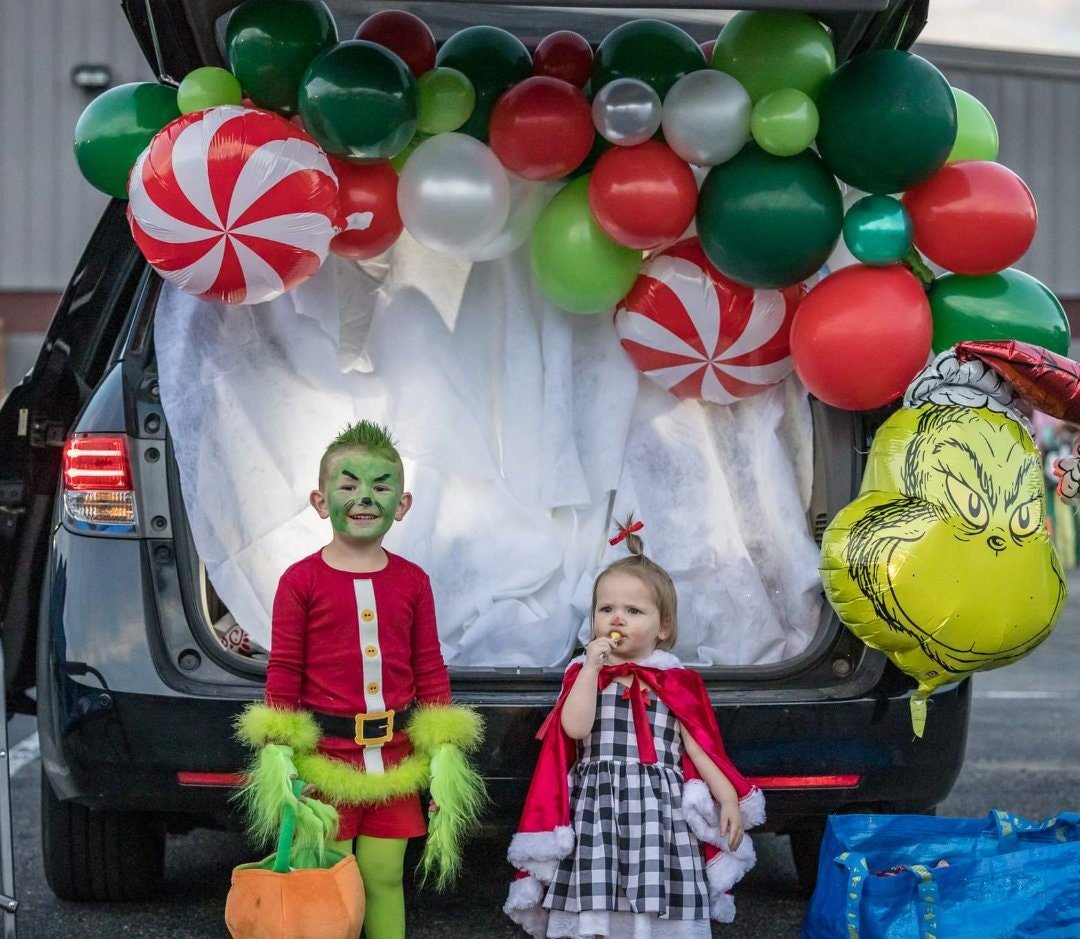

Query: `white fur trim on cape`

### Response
(740, 787, 766, 829)
(507, 825, 575, 883)
(709, 887, 736, 924)
(565, 649, 683, 671)
(683, 781, 766, 847)
(705, 831, 757, 893)
(504, 875, 547, 939)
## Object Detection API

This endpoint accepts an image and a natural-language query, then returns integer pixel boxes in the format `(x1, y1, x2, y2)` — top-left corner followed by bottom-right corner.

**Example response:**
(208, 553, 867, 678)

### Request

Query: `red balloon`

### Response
(329, 158, 403, 260)
(488, 76, 594, 181)
(533, 30, 593, 88)
(903, 161, 1037, 276)
(790, 265, 932, 410)
(701, 39, 717, 60)
(355, 10, 435, 77)
(588, 141, 698, 250)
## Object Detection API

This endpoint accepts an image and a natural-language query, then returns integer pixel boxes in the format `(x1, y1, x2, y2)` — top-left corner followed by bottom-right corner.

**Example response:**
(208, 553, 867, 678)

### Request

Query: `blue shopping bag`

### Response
(801, 810, 1080, 939)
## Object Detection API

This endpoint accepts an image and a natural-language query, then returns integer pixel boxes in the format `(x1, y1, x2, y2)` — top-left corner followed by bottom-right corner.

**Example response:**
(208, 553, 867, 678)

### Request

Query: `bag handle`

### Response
(991, 809, 1080, 846)
(906, 865, 940, 939)
(835, 851, 870, 939)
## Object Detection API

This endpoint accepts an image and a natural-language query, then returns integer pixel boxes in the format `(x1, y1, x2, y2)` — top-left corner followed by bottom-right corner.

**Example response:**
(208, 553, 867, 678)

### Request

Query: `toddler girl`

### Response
(504, 520, 765, 937)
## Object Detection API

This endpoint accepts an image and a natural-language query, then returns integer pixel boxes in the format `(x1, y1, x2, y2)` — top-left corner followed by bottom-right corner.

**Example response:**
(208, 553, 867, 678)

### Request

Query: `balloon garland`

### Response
(74, 1, 1065, 413)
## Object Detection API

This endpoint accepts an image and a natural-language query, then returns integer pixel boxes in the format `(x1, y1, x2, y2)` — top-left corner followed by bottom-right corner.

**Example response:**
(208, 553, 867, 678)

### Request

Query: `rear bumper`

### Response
(39, 675, 970, 830)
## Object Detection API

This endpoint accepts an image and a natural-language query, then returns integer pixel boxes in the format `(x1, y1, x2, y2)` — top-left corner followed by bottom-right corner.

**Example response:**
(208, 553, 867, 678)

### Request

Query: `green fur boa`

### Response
(234, 705, 320, 754)
(234, 702, 487, 887)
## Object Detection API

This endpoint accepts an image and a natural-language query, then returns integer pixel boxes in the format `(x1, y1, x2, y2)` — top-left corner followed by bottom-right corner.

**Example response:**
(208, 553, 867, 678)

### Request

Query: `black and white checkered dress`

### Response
(543, 681, 711, 939)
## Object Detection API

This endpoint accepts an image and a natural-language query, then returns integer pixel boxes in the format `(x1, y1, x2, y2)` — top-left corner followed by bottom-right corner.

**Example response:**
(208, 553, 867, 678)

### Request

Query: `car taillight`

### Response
(61, 434, 137, 532)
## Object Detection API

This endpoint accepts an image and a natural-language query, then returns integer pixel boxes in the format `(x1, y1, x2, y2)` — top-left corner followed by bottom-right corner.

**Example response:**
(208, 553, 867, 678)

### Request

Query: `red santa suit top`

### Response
(265, 549, 451, 773)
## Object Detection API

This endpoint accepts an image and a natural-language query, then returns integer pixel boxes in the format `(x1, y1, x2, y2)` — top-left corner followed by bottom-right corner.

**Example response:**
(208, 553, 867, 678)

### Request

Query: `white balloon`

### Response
(592, 78, 663, 147)
(465, 176, 562, 262)
(662, 70, 751, 167)
(397, 133, 511, 257)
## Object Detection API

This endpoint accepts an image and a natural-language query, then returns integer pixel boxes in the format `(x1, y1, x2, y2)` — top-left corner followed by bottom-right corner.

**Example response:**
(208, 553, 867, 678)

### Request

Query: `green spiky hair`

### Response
(318, 420, 401, 490)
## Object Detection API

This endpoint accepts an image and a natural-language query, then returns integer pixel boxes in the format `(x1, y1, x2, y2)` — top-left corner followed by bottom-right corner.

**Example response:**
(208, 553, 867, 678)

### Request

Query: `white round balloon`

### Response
(591, 78, 663, 147)
(661, 70, 751, 167)
(397, 133, 511, 257)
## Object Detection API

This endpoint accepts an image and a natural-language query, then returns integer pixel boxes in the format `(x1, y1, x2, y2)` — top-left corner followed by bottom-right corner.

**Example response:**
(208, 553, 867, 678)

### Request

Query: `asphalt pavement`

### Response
(5, 569, 1080, 938)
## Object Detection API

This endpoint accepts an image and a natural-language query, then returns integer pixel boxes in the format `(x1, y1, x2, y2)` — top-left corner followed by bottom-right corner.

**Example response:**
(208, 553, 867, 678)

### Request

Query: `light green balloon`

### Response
(177, 67, 244, 114)
(712, 11, 835, 103)
(751, 88, 819, 156)
(531, 176, 641, 315)
(948, 87, 999, 163)
(417, 67, 476, 135)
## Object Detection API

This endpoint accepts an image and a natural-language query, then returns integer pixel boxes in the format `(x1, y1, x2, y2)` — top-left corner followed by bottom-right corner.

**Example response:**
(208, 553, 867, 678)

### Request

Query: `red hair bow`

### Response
(609, 520, 644, 546)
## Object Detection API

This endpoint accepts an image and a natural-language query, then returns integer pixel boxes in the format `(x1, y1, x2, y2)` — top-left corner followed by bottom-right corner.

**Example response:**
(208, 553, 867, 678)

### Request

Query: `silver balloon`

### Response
(592, 78, 663, 147)
(397, 133, 511, 257)
(661, 70, 751, 166)
(465, 176, 562, 262)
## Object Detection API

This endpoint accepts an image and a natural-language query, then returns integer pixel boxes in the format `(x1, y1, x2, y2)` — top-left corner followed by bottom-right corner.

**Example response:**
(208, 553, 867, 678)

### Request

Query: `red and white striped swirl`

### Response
(615, 239, 801, 404)
(127, 106, 339, 305)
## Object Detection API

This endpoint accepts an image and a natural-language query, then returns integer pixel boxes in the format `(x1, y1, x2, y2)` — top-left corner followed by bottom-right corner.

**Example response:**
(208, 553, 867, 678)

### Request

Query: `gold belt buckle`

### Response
(354, 709, 395, 747)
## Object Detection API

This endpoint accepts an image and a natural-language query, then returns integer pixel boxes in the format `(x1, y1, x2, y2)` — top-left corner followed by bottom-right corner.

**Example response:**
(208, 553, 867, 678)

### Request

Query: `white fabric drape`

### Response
(155, 234, 823, 667)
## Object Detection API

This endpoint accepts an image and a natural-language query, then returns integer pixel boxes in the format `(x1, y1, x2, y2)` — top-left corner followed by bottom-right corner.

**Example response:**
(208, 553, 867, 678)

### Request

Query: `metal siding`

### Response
(922, 43, 1080, 298)
(0, 0, 151, 291)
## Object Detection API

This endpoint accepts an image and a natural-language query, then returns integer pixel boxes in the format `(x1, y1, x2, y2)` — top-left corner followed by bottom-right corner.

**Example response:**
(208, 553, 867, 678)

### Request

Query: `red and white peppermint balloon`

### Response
(127, 105, 339, 305)
(615, 239, 801, 403)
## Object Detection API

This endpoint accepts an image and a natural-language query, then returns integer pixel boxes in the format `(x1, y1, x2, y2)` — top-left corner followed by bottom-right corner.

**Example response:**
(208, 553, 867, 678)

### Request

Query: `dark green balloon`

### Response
(696, 143, 843, 289)
(226, 0, 337, 115)
(299, 41, 417, 160)
(817, 49, 957, 195)
(593, 20, 706, 102)
(843, 195, 912, 266)
(929, 269, 1070, 356)
(73, 82, 180, 199)
(435, 26, 532, 142)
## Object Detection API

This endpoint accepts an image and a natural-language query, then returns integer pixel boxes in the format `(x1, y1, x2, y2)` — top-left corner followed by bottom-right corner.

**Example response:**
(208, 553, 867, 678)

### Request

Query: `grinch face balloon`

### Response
(821, 403, 1065, 736)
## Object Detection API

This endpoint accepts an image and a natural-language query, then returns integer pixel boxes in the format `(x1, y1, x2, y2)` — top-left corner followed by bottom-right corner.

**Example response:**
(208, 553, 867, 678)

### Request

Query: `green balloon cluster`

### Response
(816, 49, 957, 194)
(948, 87, 999, 163)
(299, 41, 418, 160)
(696, 143, 843, 289)
(225, 0, 337, 116)
(842, 195, 912, 266)
(531, 177, 642, 315)
(750, 88, 818, 157)
(435, 26, 531, 142)
(712, 11, 835, 103)
(177, 67, 243, 114)
(593, 19, 706, 102)
(930, 269, 1070, 356)
(73, 82, 180, 199)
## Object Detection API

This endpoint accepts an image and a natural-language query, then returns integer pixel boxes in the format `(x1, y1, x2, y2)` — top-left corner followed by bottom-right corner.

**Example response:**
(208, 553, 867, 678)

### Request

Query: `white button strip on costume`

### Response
(354, 579, 385, 774)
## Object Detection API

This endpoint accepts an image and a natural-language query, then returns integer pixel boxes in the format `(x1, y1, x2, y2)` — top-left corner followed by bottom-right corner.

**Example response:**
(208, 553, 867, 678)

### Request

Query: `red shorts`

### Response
(325, 791, 427, 841)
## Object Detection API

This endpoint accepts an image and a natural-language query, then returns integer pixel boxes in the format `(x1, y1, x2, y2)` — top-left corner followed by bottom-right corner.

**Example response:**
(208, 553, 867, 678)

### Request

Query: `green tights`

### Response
(332, 836, 408, 939)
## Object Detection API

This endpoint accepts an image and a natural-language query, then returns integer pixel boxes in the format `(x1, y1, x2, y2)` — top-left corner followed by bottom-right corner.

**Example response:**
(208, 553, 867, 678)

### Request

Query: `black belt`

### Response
(312, 704, 414, 746)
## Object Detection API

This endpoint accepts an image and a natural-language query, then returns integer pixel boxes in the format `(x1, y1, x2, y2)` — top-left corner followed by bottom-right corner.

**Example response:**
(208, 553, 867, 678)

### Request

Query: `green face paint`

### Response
(324, 450, 404, 542)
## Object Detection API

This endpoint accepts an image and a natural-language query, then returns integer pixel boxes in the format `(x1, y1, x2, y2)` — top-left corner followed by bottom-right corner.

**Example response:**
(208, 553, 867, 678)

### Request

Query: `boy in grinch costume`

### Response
(235, 421, 485, 939)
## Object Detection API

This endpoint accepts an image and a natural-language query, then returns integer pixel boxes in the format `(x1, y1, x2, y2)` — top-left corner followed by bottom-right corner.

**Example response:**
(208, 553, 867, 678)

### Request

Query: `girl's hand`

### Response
(428, 798, 439, 816)
(584, 637, 615, 670)
(719, 800, 744, 852)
